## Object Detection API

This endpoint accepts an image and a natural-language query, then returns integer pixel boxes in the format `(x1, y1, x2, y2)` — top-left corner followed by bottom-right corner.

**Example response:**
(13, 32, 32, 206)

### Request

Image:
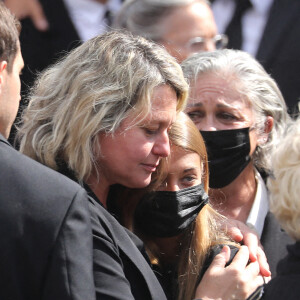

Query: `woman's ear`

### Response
(264, 116, 274, 134)
(258, 116, 274, 145)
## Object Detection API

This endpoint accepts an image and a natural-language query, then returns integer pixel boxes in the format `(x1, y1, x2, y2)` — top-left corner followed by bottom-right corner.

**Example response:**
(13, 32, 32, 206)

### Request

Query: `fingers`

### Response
(229, 245, 250, 268)
(208, 245, 231, 269)
(256, 246, 271, 277)
(224, 219, 244, 242)
(28, 0, 49, 31)
(4, 0, 49, 31)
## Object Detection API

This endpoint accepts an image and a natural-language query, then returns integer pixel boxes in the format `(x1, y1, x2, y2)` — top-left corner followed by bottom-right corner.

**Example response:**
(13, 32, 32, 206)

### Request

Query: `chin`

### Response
(127, 177, 151, 189)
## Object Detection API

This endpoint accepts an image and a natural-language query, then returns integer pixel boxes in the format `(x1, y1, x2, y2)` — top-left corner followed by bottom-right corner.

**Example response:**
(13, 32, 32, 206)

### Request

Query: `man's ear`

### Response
(0, 61, 8, 86)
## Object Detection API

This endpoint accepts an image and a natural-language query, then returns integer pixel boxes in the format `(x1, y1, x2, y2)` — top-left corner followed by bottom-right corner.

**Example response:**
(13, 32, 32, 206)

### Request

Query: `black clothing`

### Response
(0, 134, 95, 300)
(261, 211, 293, 276)
(262, 241, 300, 299)
(57, 167, 167, 300)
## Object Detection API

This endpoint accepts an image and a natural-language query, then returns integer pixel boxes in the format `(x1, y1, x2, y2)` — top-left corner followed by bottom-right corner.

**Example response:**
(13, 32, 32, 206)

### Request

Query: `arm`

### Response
(195, 245, 265, 300)
(4, 0, 49, 31)
(43, 188, 95, 300)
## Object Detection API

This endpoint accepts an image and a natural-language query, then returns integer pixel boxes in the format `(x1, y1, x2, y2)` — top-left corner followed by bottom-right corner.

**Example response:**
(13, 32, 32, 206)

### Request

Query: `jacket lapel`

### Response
(90, 197, 167, 300)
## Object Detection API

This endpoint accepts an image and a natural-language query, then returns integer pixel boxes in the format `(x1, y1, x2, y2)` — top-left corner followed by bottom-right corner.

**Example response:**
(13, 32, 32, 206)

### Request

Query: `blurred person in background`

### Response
(211, 0, 300, 116)
(114, 0, 228, 63)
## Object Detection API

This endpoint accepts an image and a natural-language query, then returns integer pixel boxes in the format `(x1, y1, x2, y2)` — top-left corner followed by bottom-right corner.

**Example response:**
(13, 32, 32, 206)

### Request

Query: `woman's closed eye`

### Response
(142, 126, 159, 136)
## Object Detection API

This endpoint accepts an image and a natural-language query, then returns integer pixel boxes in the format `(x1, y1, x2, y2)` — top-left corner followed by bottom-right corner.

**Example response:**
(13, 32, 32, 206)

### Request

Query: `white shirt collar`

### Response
(246, 169, 269, 238)
(251, 0, 273, 15)
(63, 0, 121, 41)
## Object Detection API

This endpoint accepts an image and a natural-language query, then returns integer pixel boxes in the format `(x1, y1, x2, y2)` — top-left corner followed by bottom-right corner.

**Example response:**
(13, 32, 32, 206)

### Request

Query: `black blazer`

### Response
(19, 0, 80, 94)
(0, 135, 95, 300)
(87, 193, 167, 300)
(262, 241, 300, 300)
(261, 211, 293, 277)
(256, 0, 300, 115)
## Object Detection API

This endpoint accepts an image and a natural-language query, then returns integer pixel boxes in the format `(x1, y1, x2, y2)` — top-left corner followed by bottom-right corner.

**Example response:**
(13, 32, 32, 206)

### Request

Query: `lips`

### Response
(141, 163, 159, 172)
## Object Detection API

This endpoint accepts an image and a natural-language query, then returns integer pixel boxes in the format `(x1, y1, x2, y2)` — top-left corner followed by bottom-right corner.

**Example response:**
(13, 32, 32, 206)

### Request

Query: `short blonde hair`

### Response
(268, 118, 300, 241)
(18, 30, 188, 182)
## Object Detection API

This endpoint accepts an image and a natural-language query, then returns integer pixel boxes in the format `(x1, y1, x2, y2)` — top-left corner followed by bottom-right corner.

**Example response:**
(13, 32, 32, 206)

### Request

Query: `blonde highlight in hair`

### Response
(268, 118, 300, 241)
(18, 30, 188, 181)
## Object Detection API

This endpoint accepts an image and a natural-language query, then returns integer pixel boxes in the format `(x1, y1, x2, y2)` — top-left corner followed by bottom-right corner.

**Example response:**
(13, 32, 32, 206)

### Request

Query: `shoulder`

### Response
(0, 137, 88, 223)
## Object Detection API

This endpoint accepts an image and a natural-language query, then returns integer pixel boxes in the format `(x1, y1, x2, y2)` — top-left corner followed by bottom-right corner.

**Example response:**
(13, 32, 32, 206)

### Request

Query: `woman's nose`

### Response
(152, 131, 170, 158)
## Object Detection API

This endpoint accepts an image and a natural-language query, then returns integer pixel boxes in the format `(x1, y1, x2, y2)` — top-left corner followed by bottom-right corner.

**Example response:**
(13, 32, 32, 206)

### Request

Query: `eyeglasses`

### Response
(186, 34, 228, 52)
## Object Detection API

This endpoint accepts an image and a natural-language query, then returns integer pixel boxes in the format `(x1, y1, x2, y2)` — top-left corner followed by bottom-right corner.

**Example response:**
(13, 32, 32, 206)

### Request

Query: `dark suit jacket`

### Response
(0, 135, 95, 300)
(212, 0, 300, 114)
(19, 0, 80, 94)
(256, 0, 300, 115)
(87, 193, 167, 300)
(261, 211, 293, 277)
(262, 241, 300, 300)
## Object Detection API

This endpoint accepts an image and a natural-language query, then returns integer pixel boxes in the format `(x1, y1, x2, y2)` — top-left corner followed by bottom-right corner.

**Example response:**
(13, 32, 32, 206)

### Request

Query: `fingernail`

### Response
(37, 19, 49, 31)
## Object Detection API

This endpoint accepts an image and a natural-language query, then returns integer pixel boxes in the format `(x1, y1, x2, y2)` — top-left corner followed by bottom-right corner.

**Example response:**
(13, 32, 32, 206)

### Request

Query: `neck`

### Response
(85, 172, 110, 208)
(209, 163, 257, 223)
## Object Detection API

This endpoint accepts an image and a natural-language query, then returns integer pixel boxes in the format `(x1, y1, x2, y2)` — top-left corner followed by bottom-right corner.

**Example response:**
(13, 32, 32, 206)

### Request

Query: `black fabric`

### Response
(0, 134, 95, 300)
(261, 241, 300, 300)
(154, 244, 239, 300)
(134, 184, 209, 237)
(200, 128, 251, 188)
(88, 195, 167, 300)
(260, 211, 293, 277)
(57, 169, 167, 300)
(225, 0, 252, 49)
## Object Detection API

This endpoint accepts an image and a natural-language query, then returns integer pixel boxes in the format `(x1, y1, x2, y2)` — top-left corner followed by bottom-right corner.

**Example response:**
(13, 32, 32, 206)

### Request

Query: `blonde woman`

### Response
(263, 118, 300, 299)
(19, 31, 269, 299)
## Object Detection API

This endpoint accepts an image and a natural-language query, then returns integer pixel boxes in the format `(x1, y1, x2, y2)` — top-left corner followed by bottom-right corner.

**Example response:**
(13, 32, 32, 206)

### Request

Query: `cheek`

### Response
(249, 132, 259, 154)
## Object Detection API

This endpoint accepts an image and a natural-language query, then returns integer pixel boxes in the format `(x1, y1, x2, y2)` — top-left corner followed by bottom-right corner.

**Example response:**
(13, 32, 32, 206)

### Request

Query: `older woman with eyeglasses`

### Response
(113, 0, 228, 63)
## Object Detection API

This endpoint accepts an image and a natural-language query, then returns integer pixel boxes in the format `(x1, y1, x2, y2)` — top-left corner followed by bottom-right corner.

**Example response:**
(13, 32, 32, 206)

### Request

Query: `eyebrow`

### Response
(188, 102, 239, 111)
(183, 167, 199, 173)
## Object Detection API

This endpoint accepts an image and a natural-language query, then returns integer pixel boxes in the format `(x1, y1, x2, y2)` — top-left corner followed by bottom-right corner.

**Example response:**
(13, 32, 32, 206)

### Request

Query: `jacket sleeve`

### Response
(42, 187, 96, 300)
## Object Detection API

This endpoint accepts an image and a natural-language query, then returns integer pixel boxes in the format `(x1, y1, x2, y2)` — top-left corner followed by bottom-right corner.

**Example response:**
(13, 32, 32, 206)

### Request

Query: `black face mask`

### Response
(200, 127, 251, 189)
(134, 184, 209, 238)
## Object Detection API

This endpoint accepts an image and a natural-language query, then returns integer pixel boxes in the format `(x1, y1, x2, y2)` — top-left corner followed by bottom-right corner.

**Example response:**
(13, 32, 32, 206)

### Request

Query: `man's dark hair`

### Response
(0, 2, 21, 72)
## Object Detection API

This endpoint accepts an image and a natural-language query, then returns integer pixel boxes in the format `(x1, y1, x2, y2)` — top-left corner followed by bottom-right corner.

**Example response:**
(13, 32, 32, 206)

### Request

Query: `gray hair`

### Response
(113, 0, 210, 42)
(18, 30, 188, 182)
(181, 49, 291, 172)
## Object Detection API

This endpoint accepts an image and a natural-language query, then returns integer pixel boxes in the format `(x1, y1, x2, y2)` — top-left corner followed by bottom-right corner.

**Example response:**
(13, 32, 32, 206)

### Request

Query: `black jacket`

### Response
(0, 134, 95, 300)
(261, 211, 293, 277)
(262, 241, 300, 299)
